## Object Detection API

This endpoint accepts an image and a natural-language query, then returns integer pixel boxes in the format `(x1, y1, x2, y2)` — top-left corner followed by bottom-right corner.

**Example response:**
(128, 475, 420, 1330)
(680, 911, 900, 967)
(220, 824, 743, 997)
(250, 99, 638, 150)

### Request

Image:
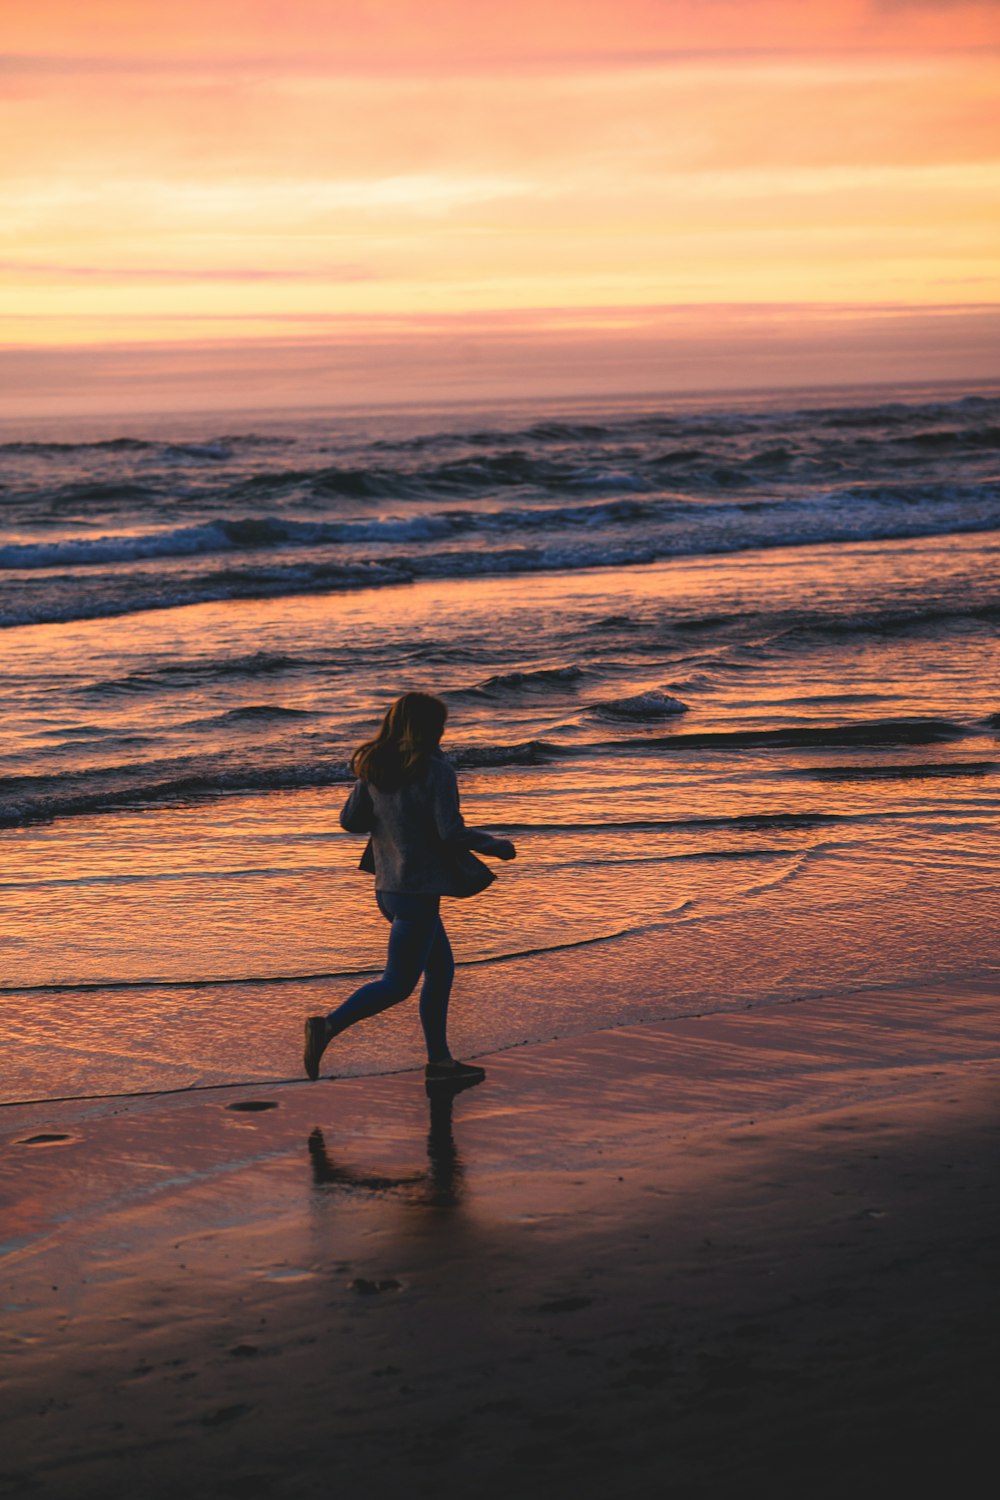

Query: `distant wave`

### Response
(0, 716, 975, 826)
(498, 806, 962, 833)
(0, 497, 662, 569)
(649, 599, 1000, 656)
(218, 454, 655, 504)
(5, 506, 1000, 630)
(8, 469, 999, 544)
(362, 391, 1000, 452)
(78, 655, 588, 704)
(1, 437, 157, 455)
(454, 665, 586, 699)
(0, 739, 578, 826)
(4, 387, 1000, 629)
(0, 559, 417, 629)
(452, 739, 567, 767)
(793, 759, 997, 781)
(589, 690, 689, 720)
(0, 434, 288, 457)
(608, 717, 970, 750)
(0, 756, 352, 828)
(184, 704, 317, 727)
(79, 650, 318, 696)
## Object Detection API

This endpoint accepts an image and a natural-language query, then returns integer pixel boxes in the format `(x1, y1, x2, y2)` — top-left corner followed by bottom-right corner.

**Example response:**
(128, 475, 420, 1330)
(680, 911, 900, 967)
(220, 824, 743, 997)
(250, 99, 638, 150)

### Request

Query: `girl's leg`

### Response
(324, 892, 439, 1040)
(418, 917, 455, 1064)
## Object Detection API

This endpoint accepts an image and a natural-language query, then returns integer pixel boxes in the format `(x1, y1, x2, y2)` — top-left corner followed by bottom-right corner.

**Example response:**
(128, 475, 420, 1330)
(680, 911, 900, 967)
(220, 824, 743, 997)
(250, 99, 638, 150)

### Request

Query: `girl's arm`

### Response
(429, 762, 515, 860)
(339, 779, 375, 833)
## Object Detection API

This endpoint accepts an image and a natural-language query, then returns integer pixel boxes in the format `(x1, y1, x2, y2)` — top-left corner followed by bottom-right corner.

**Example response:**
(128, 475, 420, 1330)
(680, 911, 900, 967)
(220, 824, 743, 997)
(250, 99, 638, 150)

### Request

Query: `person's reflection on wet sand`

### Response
(307, 1074, 480, 1209)
(423, 1081, 468, 1206)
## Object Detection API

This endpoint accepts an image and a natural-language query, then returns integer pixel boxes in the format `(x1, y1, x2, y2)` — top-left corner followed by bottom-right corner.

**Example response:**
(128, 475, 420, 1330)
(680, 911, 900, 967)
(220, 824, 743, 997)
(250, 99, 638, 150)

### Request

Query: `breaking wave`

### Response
(0, 716, 977, 827)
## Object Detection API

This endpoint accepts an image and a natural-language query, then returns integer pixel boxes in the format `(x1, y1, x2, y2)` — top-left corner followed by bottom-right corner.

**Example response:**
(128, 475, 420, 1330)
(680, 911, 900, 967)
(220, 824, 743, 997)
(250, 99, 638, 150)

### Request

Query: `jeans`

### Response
(324, 891, 455, 1062)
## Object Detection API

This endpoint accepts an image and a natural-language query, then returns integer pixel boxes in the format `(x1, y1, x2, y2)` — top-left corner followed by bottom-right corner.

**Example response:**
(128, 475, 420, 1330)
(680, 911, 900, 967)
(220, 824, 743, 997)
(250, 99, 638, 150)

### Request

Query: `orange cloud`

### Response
(1, 0, 998, 392)
(5, 2, 1000, 66)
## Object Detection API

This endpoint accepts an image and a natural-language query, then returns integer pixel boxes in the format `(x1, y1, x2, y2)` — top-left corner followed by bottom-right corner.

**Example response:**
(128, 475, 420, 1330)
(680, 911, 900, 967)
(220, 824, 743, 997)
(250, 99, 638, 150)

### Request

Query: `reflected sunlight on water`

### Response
(2, 390, 999, 1101)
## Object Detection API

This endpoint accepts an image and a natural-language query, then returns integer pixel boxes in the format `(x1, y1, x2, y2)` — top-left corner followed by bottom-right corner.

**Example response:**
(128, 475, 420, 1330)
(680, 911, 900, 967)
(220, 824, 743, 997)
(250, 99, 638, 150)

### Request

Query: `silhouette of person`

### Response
(303, 693, 514, 1087)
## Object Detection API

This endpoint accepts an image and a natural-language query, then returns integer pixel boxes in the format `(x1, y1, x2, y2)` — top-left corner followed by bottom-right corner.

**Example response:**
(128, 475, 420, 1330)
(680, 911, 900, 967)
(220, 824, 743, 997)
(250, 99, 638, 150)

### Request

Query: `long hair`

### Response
(351, 692, 448, 791)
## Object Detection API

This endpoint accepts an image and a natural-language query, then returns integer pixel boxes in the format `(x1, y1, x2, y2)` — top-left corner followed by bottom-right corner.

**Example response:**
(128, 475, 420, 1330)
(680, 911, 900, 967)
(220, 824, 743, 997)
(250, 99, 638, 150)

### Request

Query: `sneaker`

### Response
(424, 1059, 486, 1085)
(303, 1016, 329, 1081)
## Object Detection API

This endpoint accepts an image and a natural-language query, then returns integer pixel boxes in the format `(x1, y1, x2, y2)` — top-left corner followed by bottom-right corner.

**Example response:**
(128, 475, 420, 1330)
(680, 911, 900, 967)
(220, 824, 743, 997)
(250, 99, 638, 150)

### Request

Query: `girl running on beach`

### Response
(303, 692, 516, 1085)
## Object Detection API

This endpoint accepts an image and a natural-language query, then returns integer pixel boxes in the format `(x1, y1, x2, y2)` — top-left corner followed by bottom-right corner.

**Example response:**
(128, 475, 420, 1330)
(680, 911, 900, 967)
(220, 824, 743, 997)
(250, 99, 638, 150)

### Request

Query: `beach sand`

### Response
(2, 982, 999, 1499)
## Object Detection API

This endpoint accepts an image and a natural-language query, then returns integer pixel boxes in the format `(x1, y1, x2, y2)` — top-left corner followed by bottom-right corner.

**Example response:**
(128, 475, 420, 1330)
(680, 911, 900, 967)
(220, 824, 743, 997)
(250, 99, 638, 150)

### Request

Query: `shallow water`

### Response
(2, 386, 999, 1102)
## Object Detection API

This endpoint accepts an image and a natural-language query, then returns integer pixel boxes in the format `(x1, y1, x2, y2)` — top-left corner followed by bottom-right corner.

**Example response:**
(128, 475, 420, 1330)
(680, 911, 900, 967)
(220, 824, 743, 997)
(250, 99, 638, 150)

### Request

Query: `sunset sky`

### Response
(3, 0, 999, 412)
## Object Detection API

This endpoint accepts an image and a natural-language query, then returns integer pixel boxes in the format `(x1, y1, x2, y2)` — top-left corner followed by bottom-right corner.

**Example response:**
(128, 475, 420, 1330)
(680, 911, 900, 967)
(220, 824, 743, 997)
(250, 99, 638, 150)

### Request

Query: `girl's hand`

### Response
(494, 839, 517, 861)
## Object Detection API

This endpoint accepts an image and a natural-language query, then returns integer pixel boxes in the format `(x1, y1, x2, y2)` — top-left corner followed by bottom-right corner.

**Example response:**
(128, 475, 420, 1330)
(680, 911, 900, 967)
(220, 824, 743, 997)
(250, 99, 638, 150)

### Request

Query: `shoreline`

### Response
(3, 984, 999, 1496)
(3, 967, 999, 1115)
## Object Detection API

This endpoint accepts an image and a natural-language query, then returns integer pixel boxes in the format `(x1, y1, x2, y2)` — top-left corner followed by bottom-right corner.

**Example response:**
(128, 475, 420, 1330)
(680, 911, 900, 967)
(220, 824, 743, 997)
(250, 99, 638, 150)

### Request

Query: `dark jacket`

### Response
(339, 753, 508, 897)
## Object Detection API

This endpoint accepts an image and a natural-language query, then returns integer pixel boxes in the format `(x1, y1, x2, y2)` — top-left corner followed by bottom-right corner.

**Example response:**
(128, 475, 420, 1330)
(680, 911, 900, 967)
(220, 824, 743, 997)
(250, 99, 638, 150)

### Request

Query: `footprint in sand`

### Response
(351, 1277, 402, 1295)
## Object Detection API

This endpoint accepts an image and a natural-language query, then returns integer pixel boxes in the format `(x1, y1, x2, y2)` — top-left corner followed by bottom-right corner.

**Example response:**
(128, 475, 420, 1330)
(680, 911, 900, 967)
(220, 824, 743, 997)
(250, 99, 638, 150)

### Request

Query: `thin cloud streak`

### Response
(6, 0, 1000, 65)
(4, 43, 999, 78)
(0, 261, 375, 282)
(5, 175, 532, 218)
(7, 300, 999, 332)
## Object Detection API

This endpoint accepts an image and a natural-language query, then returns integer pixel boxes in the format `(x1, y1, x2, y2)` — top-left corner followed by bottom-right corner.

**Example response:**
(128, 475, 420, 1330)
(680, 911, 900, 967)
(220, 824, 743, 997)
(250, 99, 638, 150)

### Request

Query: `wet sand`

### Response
(2, 983, 999, 1499)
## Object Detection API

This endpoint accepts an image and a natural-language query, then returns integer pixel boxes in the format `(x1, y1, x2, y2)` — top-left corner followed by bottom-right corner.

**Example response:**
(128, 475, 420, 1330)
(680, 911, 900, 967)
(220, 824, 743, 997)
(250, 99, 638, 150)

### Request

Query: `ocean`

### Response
(2, 382, 999, 1105)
